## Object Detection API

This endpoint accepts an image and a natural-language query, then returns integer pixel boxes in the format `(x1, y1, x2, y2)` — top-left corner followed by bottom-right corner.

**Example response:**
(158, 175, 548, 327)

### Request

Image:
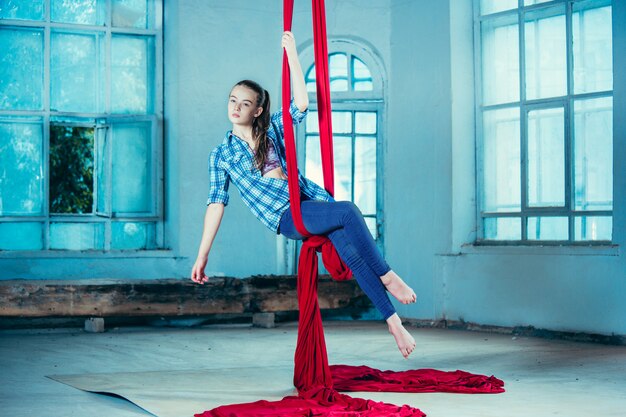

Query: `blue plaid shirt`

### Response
(207, 100, 332, 232)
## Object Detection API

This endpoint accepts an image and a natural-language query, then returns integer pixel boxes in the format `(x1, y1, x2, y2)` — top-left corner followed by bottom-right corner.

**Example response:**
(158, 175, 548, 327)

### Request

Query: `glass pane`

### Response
(0, 222, 43, 250)
(96, 127, 108, 214)
(329, 53, 348, 92)
(333, 136, 352, 202)
(574, 97, 612, 211)
(0, 28, 43, 110)
(112, 0, 148, 29)
(527, 217, 568, 240)
(364, 217, 377, 240)
(332, 112, 351, 134)
(527, 107, 564, 207)
(483, 108, 520, 212)
(51, 31, 104, 113)
(352, 57, 373, 91)
(111, 221, 155, 249)
(525, 8, 566, 100)
(111, 35, 153, 114)
(51, 0, 105, 25)
(0, 119, 43, 215)
(111, 122, 152, 214)
(49, 222, 104, 250)
(484, 217, 521, 240)
(524, 0, 552, 5)
(354, 137, 376, 215)
(0, 0, 44, 20)
(481, 18, 519, 105)
(305, 111, 319, 134)
(575, 216, 611, 241)
(306, 66, 316, 93)
(305, 135, 324, 188)
(573, 4, 612, 94)
(480, 0, 518, 15)
(50, 125, 95, 214)
(355, 112, 376, 134)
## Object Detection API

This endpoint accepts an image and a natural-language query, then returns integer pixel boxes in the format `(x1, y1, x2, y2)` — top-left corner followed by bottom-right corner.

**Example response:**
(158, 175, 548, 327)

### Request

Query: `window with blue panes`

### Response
(303, 51, 382, 243)
(0, 0, 162, 251)
(476, 0, 613, 243)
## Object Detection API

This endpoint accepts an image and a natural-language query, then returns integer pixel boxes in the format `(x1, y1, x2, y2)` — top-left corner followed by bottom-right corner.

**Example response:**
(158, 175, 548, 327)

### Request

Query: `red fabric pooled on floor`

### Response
(194, 1, 503, 415)
(331, 365, 506, 394)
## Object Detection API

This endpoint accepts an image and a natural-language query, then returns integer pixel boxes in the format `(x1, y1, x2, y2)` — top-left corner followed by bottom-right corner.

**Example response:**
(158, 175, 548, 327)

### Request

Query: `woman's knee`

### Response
(336, 201, 362, 219)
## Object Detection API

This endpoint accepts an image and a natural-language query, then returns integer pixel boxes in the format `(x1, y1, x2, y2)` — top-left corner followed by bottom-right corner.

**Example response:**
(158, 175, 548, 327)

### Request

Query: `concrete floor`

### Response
(1, 321, 625, 417)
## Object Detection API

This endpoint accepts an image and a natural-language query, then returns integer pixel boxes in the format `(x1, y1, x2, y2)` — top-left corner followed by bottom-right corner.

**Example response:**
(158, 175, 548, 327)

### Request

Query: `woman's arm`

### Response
(282, 31, 308, 112)
(191, 203, 225, 284)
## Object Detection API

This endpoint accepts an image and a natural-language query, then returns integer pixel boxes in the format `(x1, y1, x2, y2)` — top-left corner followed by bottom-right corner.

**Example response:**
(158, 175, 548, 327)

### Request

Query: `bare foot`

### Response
(387, 314, 416, 359)
(381, 271, 416, 304)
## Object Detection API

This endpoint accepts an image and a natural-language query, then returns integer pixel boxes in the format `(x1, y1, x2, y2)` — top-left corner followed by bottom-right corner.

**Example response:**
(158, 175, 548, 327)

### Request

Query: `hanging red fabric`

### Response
(193, 1, 504, 415)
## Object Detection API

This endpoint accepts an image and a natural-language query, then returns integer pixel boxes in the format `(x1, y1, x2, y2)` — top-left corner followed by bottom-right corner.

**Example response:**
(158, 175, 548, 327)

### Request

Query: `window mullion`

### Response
(519, 8, 528, 241)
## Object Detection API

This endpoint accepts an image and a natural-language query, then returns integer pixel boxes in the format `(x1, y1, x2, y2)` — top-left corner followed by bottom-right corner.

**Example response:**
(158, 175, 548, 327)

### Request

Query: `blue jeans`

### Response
(279, 200, 396, 320)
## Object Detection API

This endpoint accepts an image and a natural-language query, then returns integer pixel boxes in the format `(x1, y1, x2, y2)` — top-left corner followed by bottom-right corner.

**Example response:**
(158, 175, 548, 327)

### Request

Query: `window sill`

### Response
(456, 243, 620, 257)
(0, 250, 177, 259)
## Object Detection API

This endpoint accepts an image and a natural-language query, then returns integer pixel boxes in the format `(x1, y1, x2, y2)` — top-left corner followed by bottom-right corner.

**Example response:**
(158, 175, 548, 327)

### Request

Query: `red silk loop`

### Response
(193, 0, 504, 415)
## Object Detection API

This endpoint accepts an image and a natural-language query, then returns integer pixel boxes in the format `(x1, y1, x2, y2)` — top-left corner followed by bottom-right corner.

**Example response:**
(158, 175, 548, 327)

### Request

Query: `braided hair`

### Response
(233, 80, 271, 171)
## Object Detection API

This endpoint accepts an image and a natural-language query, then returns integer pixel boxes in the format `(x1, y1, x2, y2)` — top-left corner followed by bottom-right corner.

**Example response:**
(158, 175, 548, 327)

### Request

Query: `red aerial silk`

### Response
(194, 1, 504, 416)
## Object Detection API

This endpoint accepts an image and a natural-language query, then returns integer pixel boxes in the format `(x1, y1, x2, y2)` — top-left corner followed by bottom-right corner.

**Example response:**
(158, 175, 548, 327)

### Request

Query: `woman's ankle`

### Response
(386, 313, 403, 329)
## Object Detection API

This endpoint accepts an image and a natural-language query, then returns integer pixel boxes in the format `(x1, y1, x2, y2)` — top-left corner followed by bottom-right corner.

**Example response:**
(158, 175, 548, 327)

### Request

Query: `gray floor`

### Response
(1, 321, 625, 417)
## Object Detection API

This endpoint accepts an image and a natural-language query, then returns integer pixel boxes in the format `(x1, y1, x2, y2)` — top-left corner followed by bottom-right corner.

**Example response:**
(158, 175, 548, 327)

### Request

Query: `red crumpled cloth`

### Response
(194, 237, 504, 417)
(195, 1, 503, 415)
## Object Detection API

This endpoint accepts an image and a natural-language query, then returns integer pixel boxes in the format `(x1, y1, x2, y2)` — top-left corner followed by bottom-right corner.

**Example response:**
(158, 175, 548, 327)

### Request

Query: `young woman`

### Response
(191, 31, 417, 358)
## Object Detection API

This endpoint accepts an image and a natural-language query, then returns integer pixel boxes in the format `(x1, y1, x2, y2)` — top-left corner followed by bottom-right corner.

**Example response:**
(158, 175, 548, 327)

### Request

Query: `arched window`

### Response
(298, 41, 385, 246)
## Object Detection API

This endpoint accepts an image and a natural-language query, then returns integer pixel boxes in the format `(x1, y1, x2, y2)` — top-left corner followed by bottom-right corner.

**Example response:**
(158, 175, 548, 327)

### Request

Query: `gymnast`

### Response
(191, 31, 417, 358)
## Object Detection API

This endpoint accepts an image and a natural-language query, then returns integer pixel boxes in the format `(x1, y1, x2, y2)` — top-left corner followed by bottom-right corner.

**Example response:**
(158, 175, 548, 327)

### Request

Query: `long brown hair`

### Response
(233, 80, 271, 170)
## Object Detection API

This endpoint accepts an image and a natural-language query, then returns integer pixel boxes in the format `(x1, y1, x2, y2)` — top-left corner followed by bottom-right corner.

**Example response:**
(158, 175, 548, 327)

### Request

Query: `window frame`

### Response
(0, 0, 164, 254)
(473, 0, 613, 245)
(297, 39, 386, 251)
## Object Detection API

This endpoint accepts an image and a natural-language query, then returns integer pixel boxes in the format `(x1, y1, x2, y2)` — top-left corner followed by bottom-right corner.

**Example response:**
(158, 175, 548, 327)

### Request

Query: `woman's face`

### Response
(228, 85, 263, 126)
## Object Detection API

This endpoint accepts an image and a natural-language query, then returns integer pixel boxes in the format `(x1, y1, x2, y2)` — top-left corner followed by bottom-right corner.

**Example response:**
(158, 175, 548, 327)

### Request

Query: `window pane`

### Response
(480, 0, 517, 15)
(49, 222, 104, 250)
(527, 107, 564, 207)
(305, 135, 324, 188)
(329, 53, 348, 92)
(0, 118, 43, 215)
(51, 0, 105, 25)
(305, 66, 316, 93)
(484, 217, 521, 240)
(333, 136, 352, 202)
(332, 112, 352, 134)
(111, 122, 152, 214)
(111, 35, 153, 114)
(305, 111, 319, 133)
(352, 57, 373, 91)
(0, 28, 43, 110)
(51, 31, 104, 113)
(50, 125, 95, 214)
(0, 222, 43, 250)
(574, 97, 612, 211)
(354, 137, 376, 215)
(112, 0, 148, 29)
(524, 0, 552, 5)
(525, 8, 566, 100)
(483, 108, 520, 212)
(574, 216, 611, 241)
(481, 18, 519, 105)
(111, 221, 155, 249)
(364, 217, 377, 240)
(573, 4, 612, 94)
(355, 112, 376, 134)
(0, 0, 44, 20)
(527, 217, 568, 240)
(96, 127, 108, 214)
